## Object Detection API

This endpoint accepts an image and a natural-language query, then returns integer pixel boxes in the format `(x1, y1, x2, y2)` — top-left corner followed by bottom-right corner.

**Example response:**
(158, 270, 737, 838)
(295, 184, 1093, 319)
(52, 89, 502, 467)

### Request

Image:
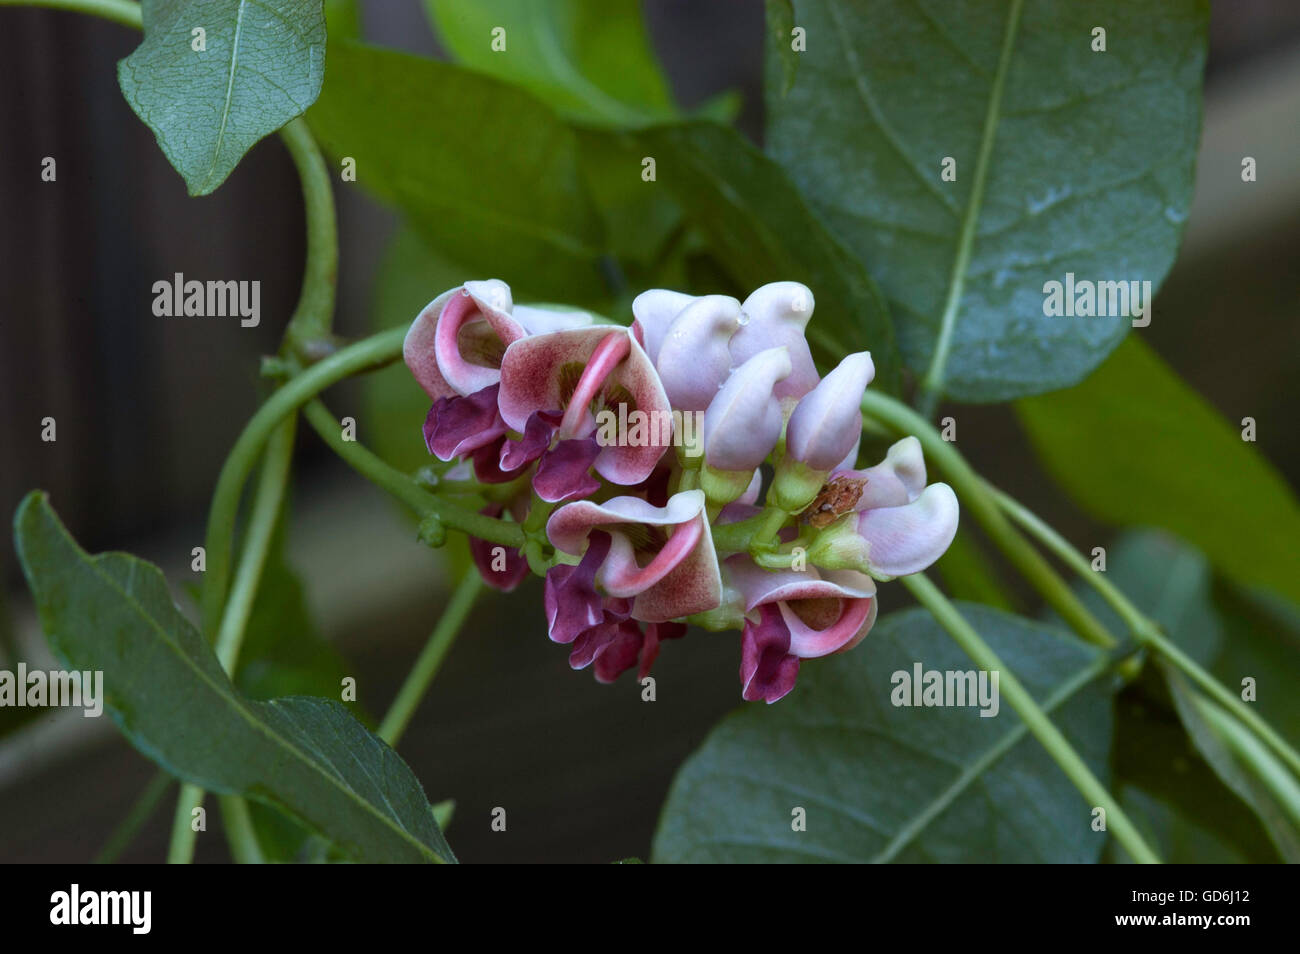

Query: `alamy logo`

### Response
(594, 405, 703, 457)
(0, 664, 103, 717)
(891, 663, 1000, 718)
(151, 272, 261, 327)
(1042, 272, 1152, 327)
(50, 884, 151, 934)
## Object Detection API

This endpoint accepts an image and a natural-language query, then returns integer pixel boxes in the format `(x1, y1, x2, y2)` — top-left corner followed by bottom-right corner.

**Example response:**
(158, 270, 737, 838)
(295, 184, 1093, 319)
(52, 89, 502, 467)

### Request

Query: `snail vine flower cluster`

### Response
(405, 280, 959, 702)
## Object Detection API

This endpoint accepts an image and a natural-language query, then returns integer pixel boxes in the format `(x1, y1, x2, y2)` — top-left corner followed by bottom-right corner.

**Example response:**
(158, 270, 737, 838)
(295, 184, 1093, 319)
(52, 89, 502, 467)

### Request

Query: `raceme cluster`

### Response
(404, 279, 959, 702)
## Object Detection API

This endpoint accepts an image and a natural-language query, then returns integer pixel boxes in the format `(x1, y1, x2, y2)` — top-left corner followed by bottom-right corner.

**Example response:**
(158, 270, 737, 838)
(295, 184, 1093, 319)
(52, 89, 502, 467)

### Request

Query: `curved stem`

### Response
(218, 794, 266, 864)
(0, 0, 142, 28)
(279, 118, 338, 354)
(301, 399, 526, 548)
(197, 327, 406, 640)
(214, 418, 296, 671)
(860, 389, 1117, 650)
(994, 486, 1300, 782)
(902, 573, 1161, 864)
(378, 572, 483, 747)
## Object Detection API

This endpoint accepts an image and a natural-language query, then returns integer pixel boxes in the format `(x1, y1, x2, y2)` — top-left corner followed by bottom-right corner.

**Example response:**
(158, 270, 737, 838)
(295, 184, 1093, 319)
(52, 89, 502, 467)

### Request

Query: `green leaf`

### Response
(1162, 666, 1300, 861)
(118, 0, 327, 196)
(424, 0, 677, 126)
(13, 492, 455, 864)
(307, 41, 609, 306)
(1017, 337, 1300, 606)
(764, 0, 1207, 401)
(652, 603, 1114, 862)
(934, 527, 1016, 612)
(610, 121, 900, 391)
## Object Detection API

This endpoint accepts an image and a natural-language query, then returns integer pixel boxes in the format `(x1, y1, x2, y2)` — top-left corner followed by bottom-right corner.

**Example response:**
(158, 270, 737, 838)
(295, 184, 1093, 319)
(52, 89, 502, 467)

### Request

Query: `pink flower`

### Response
(403, 279, 595, 401)
(701, 347, 792, 473)
(545, 489, 722, 625)
(497, 326, 672, 487)
(723, 554, 878, 703)
(814, 437, 960, 579)
(785, 351, 875, 471)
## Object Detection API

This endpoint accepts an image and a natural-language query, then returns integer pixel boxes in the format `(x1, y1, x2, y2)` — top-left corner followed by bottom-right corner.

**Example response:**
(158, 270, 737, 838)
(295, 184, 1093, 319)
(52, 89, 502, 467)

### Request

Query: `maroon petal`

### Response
(533, 436, 601, 503)
(740, 605, 801, 703)
(543, 532, 612, 644)
(423, 385, 507, 461)
(499, 409, 562, 472)
(468, 506, 529, 591)
(591, 619, 647, 683)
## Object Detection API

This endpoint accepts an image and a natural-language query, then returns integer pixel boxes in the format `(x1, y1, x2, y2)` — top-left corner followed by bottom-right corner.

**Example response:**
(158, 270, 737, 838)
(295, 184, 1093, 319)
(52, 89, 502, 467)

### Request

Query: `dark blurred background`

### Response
(1, 1, 1298, 862)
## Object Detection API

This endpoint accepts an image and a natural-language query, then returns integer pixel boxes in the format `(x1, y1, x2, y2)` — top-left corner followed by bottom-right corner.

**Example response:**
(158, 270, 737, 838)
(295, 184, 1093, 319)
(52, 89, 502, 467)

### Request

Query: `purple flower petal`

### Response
(740, 604, 801, 703)
(533, 436, 602, 503)
(543, 532, 613, 644)
(468, 506, 529, 591)
(423, 384, 507, 461)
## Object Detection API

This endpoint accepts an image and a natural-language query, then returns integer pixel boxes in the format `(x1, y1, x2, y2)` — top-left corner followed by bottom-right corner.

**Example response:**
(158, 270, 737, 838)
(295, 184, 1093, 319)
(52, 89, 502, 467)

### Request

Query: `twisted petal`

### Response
(730, 282, 820, 401)
(655, 295, 743, 411)
(740, 605, 800, 703)
(404, 281, 529, 400)
(702, 346, 791, 472)
(468, 505, 529, 591)
(856, 482, 960, 577)
(498, 326, 671, 485)
(512, 304, 598, 335)
(725, 555, 877, 658)
(422, 385, 508, 461)
(631, 288, 697, 363)
(546, 490, 722, 621)
(785, 352, 875, 471)
(543, 532, 613, 644)
(837, 436, 928, 510)
(533, 437, 602, 503)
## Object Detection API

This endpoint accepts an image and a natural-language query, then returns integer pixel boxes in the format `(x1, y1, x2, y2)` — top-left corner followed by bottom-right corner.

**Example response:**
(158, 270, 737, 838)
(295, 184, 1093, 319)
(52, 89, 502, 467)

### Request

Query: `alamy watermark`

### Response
(0, 664, 103, 717)
(152, 272, 260, 327)
(891, 663, 1000, 718)
(594, 405, 703, 457)
(1042, 272, 1151, 328)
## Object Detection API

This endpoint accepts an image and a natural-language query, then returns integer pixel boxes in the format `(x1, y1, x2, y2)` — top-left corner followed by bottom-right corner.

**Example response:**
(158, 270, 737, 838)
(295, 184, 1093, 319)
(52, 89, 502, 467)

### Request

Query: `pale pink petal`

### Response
(631, 289, 696, 362)
(730, 282, 820, 401)
(403, 289, 459, 400)
(702, 346, 791, 472)
(857, 482, 960, 577)
(837, 437, 928, 510)
(655, 295, 743, 411)
(785, 352, 875, 471)
(512, 304, 599, 335)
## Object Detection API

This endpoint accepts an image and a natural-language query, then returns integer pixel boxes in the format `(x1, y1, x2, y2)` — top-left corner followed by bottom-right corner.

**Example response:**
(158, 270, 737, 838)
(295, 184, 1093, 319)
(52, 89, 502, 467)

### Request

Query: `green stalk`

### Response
(301, 399, 525, 548)
(378, 572, 483, 747)
(993, 487, 1300, 782)
(0, 0, 142, 27)
(859, 389, 1117, 650)
(902, 573, 1161, 864)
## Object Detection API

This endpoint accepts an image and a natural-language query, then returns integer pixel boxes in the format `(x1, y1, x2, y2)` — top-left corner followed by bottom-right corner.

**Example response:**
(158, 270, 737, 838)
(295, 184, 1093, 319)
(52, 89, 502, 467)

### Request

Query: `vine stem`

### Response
(995, 487, 1300, 782)
(902, 573, 1161, 864)
(378, 572, 483, 747)
(301, 399, 526, 548)
(859, 389, 1118, 650)
(0, 0, 141, 27)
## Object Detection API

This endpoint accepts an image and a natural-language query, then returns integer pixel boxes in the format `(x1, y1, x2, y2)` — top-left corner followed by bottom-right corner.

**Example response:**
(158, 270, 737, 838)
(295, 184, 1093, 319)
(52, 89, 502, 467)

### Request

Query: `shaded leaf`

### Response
(424, 0, 677, 126)
(765, 0, 1207, 400)
(1018, 337, 1300, 606)
(13, 492, 454, 864)
(118, 0, 327, 195)
(653, 603, 1114, 862)
(307, 41, 609, 306)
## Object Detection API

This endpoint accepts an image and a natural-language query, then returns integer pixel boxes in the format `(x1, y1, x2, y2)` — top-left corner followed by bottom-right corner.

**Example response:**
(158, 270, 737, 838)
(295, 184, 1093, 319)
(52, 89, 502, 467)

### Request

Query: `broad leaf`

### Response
(13, 493, 454, 864)
(424, 0, 677, 126)
(653, 603, 1114, 862)
(307, 41, 609, 307)
(765, 0, 1207, 401)
(1017, 337, 1300, 606)
(118, 0, 327, 196)
(610, 121, 901, 391)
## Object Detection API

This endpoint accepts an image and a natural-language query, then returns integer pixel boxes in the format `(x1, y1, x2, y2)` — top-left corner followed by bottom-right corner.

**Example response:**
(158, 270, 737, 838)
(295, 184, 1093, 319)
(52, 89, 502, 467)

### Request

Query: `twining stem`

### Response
(859, 389, 1117, 650)
(993, 487, 1300, 782)
(279, 119, 338, 355)
(902, 573, 1161, 864)
(378, 572, 483, 747)
(1192, 692, 1300, 830)
(217, 795, 266, 864)
(0, 0, 142, 27)
(214, 419, 297, 671)
(301, 399, 526, 548)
